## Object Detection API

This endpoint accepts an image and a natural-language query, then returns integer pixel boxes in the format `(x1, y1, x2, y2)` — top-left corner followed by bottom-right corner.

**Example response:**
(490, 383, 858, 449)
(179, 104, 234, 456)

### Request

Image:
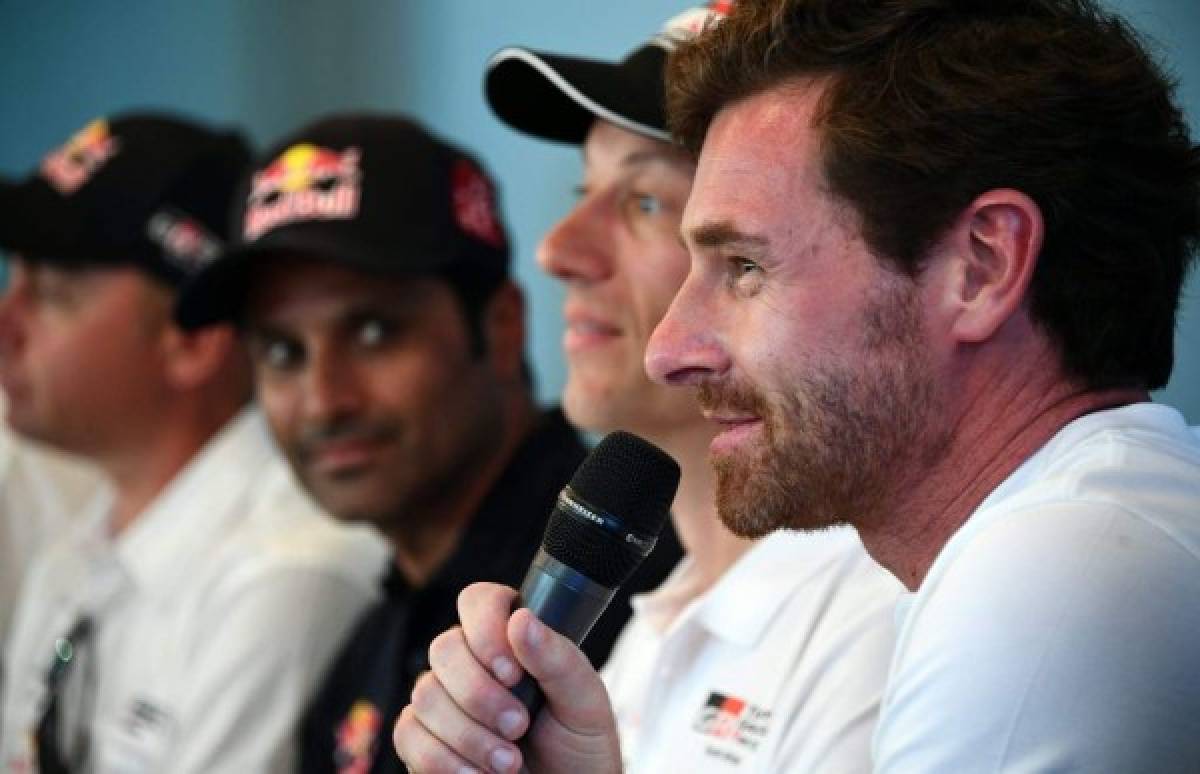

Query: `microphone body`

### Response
(508, 432, 680, 718)
(520, 550, 617, 644)
(510, 550, 616, 713)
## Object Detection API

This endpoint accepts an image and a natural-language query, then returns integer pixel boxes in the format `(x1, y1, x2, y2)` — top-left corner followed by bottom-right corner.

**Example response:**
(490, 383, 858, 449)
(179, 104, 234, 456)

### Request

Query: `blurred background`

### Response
(1, 0, 1197, 420)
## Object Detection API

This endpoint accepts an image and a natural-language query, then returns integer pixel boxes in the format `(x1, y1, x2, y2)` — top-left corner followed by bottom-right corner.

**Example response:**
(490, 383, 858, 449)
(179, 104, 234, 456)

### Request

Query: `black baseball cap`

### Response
(0, 113, 251, 287)
(484, 2, 733, 145)
(176, 113, 510, 330)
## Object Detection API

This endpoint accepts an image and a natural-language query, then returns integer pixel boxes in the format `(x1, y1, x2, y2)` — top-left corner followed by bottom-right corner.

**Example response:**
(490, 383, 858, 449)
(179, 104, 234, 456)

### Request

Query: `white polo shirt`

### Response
(0, 402, 107, 655)
(873, 403, 1200, 772)
(602, 526, 903, 773)
(0, 408, 390, 774)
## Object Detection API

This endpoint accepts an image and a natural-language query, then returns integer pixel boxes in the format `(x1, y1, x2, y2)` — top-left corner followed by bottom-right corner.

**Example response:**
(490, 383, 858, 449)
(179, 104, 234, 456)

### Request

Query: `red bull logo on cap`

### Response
(39, 118, 121, 195)
(244, 143, 362, 240)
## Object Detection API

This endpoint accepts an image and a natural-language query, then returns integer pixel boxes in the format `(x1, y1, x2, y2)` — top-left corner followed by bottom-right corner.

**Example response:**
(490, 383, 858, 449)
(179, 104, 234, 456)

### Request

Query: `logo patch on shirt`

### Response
(94, 697, 176, 772)
(122, 697, 173, 736)
(244, 143, 362, 240)
(693, 691, 772, 764)
(39, 119, 121, 195)
(334, 699, 382, 774)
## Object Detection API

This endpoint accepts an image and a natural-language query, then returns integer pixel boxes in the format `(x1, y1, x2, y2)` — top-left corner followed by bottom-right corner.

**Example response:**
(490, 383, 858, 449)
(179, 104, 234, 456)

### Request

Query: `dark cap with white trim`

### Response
(484, 2, 732, 146)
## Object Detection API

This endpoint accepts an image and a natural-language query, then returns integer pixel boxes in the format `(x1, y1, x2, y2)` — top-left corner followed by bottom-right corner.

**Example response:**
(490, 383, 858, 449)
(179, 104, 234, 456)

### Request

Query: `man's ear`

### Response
(160, 322, 241, 390)
(933, 188, 1044, 344)
(481, 280, 527, 380)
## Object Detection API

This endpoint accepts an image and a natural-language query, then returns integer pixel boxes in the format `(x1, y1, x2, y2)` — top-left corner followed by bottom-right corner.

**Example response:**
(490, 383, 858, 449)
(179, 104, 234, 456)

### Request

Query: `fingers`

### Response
(396, 669, 524, 774)
(457, 582, 523, 687)
(427, 626, 529, 740)
(394, 583, 532, 774)
(393, 702, 484, 774)
(508, 609, 613, 732)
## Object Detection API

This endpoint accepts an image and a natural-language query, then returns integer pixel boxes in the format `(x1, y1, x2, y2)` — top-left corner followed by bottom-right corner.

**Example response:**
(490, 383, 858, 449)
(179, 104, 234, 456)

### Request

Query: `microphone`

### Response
(510, 431, 680, 718)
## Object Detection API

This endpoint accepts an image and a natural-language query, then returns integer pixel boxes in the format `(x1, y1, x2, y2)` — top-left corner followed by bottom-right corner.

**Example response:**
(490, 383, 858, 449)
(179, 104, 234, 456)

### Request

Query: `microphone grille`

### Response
(542, 431, 680, 587)
(570, 431, 680, 535)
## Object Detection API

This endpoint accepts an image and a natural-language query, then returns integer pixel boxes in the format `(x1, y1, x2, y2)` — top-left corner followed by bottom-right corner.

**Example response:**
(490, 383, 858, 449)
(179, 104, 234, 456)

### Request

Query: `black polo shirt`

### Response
(297, 408, 683, 774)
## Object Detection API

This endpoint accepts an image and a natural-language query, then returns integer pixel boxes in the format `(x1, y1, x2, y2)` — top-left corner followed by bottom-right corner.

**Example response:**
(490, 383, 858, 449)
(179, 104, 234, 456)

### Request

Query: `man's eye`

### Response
(726, 257, 765, 292)
(731, 257, 761, 276)
(259, 339, 301, 370)
(357, 318, 392, 348)
(633, 193, 663, 215)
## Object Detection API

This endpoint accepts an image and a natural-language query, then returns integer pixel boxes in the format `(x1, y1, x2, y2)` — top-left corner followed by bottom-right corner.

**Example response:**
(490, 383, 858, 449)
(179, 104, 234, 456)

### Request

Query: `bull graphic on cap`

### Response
(39, 118, 121, 195)
(244, 143, 362, 240)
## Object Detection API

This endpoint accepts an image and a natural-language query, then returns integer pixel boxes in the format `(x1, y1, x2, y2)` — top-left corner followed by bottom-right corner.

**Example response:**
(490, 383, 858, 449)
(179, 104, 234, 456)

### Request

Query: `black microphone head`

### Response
(542, 431, 681, 587)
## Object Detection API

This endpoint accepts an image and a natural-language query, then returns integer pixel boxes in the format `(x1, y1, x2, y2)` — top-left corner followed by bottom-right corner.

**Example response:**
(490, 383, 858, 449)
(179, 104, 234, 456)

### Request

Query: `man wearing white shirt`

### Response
(391, 6, 901, 772)
(0, 113, 386, 773)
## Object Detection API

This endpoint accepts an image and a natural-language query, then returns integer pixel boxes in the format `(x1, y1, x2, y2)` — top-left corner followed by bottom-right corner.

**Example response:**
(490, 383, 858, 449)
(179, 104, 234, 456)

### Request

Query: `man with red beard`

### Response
(391, 0, 1200, 772)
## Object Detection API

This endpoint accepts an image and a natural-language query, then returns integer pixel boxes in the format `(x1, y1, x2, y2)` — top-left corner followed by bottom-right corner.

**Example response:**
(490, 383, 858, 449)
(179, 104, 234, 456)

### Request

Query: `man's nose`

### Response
(645, 273, 730, 388)
(536, 194, 614, 285)
(301, 347, 364, 423)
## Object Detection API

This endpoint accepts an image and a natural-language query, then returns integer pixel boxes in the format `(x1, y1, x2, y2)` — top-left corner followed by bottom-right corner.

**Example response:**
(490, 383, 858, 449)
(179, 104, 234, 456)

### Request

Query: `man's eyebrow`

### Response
(687, 220, 769, 251)
(620, 149, 692, 172)
(243, 320, 289, 342)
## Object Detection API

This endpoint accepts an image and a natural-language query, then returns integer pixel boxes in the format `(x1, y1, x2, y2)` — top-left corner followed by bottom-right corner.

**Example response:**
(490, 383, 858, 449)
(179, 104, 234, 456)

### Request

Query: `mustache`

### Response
(293, 417, 399, 462)
(696, 381, 768, 417)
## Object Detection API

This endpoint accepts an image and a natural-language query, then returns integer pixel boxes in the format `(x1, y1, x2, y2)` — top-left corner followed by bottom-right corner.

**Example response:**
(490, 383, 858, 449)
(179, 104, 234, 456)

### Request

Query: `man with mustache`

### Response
(390, 0, 1200, 771)
(176, 114, 680, 774)
(393, 4, 901, 772)
(0, 113, 386, 773)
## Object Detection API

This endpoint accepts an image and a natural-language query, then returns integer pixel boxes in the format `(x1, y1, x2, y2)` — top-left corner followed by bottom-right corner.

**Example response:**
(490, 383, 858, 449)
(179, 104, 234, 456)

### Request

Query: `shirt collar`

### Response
(0, 426, 14, 479)
(681, 526, 867, 648)
(424, 408, 587, 596)
(113, 407, 277, 590)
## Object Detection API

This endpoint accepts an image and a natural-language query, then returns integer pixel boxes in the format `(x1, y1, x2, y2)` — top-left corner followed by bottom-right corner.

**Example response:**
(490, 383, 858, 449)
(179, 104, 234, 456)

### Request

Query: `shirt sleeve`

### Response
(873, 502, 1200, 773)
(160, 566, 374, 774)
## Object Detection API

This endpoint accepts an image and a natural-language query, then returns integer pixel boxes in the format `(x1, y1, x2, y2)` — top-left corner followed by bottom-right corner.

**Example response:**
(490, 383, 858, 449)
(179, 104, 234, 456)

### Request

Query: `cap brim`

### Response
(0, 178, 24, 251)
(174, 226, 450, 331)
(0, 177, 72, 259)
(485, 46, 670, 145)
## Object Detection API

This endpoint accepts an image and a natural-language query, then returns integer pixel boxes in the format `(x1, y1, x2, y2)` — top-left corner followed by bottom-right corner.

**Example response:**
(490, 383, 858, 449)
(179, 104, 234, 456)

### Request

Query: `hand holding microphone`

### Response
(394, 432, 680, 774)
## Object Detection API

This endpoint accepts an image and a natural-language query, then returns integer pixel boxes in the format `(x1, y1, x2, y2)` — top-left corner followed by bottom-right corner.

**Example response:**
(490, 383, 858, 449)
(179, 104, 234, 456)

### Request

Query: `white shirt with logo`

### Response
(602, 527, 902, 773)
(0, 408, 389, 774)
(873, 403, 1200, 772)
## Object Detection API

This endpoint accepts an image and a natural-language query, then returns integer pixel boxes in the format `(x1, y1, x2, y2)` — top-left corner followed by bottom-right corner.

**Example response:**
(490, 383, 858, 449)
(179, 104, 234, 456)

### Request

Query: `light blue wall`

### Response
(1, 1, 1196, 419)
(1111, 0, 1200, 420)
